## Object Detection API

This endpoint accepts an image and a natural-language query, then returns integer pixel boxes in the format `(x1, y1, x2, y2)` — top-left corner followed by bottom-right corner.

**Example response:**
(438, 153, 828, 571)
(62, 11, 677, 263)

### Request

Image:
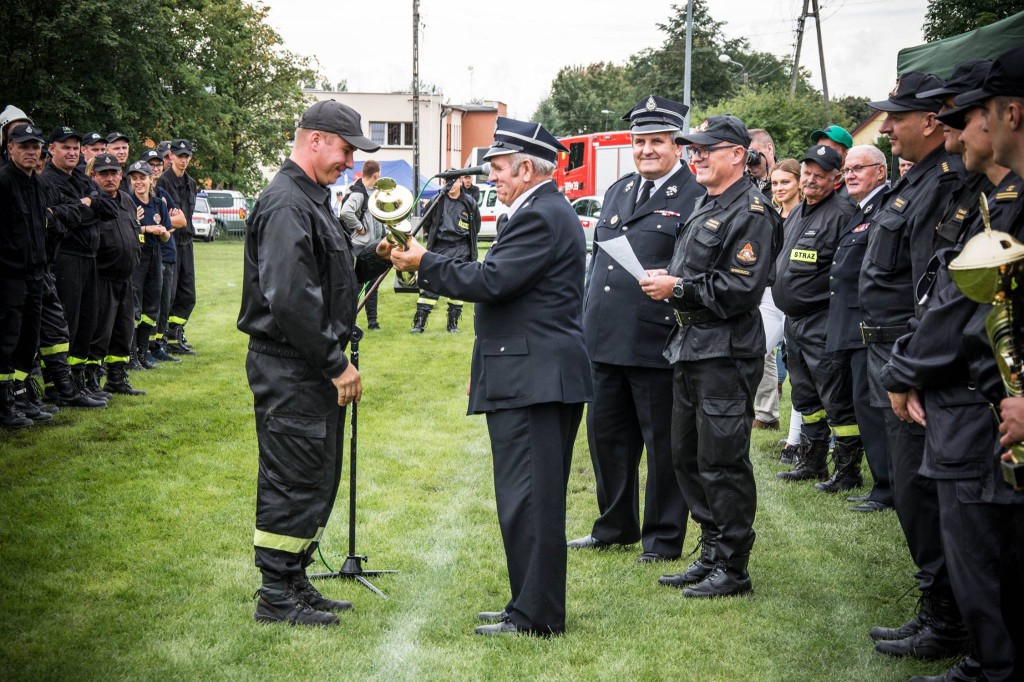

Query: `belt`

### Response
(248, 337, 306, 360)
(674, 308, 718, 326)
(859, 323, 906, 344)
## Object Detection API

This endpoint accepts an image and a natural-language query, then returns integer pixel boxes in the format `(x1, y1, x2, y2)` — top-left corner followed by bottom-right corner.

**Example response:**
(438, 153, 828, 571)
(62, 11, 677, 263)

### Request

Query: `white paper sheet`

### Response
(596, 236, 647, 281)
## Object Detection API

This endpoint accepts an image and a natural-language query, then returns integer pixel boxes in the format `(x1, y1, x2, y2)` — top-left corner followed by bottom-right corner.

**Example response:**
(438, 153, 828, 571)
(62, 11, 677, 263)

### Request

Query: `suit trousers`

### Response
(837, 347, 892, 505)
(52, 252, 98, 363)
(671, 355, 762, 561)
(247, 350, 346, 580)
(486, 401, 584, 635)
(587, 362, 687, 556)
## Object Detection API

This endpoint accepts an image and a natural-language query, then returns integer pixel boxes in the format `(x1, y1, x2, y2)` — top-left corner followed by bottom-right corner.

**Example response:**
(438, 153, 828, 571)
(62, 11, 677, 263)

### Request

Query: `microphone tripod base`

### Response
(309, 555, 399, 599)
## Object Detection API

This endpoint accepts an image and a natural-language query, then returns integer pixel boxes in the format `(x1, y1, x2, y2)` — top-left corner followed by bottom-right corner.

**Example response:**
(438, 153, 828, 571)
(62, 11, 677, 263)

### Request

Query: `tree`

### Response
(533, 63, 636, 136)
(922, 0, 1024, 41)
(833, 96, 874, 131)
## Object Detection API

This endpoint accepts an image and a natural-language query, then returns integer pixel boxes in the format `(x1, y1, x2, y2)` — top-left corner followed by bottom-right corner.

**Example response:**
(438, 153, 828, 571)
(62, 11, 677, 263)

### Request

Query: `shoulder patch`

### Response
(736, 242, 757, 265)
(890, 196, 909, 214)
(995, 185, 1019, 202)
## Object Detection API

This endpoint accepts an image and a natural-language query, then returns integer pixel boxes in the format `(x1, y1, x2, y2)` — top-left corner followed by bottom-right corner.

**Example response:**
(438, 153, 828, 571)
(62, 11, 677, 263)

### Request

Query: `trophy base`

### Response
(1002, 460, 1024, 490)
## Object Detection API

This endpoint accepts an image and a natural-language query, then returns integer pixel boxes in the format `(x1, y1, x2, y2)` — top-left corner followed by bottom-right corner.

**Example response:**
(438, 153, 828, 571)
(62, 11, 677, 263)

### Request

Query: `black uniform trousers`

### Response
(937, 477, 1024, 682)
(157, 261, 176, 339)
(0, 277, 42, 376)
(835, 347, 893, 505)
(52, 252, 98, 364)
(38, 271, 72, 383)
(785, 310, 857, 441)
(169, 239, 196, 325)
(89, 278, 134, 363)
(587, 362, 686, 556)
(486, 401, 584, 635)
(867, 342, 948, 593)
(132, 248, 162, 328)
(247, 350, 346, 580)
(671, 355, 762, 562)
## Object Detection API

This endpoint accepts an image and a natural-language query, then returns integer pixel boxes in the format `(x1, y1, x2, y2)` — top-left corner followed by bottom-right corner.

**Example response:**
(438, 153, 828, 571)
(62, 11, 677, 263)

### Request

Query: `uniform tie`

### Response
(636, 179, 654, 207)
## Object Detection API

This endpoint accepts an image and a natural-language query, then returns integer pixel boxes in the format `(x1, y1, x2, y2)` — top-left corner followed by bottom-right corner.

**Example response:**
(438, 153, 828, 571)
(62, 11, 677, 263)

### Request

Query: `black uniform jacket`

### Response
(584, 164, 703, 368)
(95, 190, 141, 281)
(238, 160, 388, 381)
(663, 175, 782, 362)
(774, 190, 856, 319)
(826, 185, 887, 353)
(417, 180, 594, 414)
(859, 144, 964, 328)
(933, 171, 993, 251)
(0, 162, 47, 279)
(37, 163, 117, 259)
(157, 170, 197, 242)
(424, 190, 480, 261)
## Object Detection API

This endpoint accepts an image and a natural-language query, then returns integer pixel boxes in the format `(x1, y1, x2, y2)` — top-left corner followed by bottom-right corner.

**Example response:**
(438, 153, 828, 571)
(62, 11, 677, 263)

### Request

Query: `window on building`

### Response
(371, 121, 415, 147)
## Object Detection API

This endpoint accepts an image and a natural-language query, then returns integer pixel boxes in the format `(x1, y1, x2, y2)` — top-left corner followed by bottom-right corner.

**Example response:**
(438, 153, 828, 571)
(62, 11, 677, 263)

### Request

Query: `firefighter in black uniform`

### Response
(0, 124, 48, 428)
(773, 145, 859, 488)
(157, 139, 198, 354)
(568, 95, 699, 563)
(642, 115, 782, 598)
(858, 72, 969, 659)
(825, 144, 892, 512)
(87, 154, 143, 396)
(105, 132, 132, 194)
(238, 100, 391, 627)
(410, 177, 480, 333)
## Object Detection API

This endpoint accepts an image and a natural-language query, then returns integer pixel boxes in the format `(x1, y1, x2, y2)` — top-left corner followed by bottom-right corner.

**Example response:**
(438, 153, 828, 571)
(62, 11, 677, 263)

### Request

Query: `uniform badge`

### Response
(694, 119, 710, 133)
(891, 196, 908, 213)
(890, 77, 901, 97)
(666, 185, 678, 197)
(953, 208, 968, 222)
(703, 218, 721, 232)
(817, 147, 826, 156)
(646, 96, 657, 111)
(153, 214, 161, 224)
(865, 204, 874, 214)
(624, 180, 634, 194)
(736, 242, 757, 265)
(791, 249, 818, 263)
(610, 215, 619, 225)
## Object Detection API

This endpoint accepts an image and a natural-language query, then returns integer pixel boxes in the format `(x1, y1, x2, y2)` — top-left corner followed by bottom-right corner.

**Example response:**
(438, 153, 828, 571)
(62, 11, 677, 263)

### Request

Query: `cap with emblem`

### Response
(171, 139, 193, 156)
(622, 95, 688, 135)
(156, 140, 172, 158)
(8, 123, 45, 144)
(82, 132, 105, 146)
(802, 144, 842, 172)
(483, 117, 568, 163)
(868, 72, 945, 113)
(809, 125, 853, 149)
(127, 160, 151, 176)
(954, 46, 1024, 109)
(91, 153, 121, 172)
(140, 149, 161, 163)
(48, 126, 81, 144)
(298, 99, 379, 152)
(106, 131, 130, 144)
(935, 61, 994, 130)
(676, 114, 751, 148)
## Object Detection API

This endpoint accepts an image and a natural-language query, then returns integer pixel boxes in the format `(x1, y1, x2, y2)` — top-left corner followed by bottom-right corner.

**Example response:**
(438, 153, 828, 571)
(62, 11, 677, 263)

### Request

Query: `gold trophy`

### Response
(368, 177, 418, 289)
(948, 195, 1024, 489)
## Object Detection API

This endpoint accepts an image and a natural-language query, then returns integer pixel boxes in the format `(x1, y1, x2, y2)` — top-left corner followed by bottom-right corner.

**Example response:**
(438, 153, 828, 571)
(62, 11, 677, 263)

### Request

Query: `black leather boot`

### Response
(290, 573, 352, 613)
(167, 324, 196, 355)
(52, 370, 106, 408)
(777, 437, 829, 481)
(875, 591, 969, 660)
(104, 363, 145, 396)
(659, 530, 718, 588)
(135, 326, 157, 369)
(152, 338, 180, 363)
(84, 365, 113, 400)
(907, 655, 984, 681)
(410, 303, 431, 334)
(683, 555, 753, 598)
(0, 380, 33, 429)
(816, 437, 864, 492)
(254, 578, 339, 626)
(446, 304, 463, 333)
(13, 379, 53, 422)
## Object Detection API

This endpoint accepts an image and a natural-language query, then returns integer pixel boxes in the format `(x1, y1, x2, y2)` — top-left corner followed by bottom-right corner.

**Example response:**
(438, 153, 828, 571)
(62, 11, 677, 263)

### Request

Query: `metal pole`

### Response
(683, 0, 693, 133)
(811, 0, 831, 114)
(412, 0, 421, 213)
(790, 0, 810, 96)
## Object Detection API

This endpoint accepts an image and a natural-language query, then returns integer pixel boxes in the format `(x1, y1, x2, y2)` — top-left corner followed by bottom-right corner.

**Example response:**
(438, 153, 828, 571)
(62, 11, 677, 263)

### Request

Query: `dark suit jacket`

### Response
(584, 164, 703, 368)
(417, 180, 594, 414)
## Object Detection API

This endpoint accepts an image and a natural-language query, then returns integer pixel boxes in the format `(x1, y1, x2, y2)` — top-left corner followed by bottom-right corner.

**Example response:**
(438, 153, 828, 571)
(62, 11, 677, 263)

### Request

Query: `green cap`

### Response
(810, 125, 853, 149)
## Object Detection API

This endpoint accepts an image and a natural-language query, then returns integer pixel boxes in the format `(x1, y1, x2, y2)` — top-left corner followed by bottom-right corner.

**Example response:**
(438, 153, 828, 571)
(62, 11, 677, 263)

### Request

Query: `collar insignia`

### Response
(666, 185, 678, 197)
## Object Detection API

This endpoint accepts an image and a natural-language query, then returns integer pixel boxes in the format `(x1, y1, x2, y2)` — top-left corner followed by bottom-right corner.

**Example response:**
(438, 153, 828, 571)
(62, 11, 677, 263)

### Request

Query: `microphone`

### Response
(436, 163, 490, 179)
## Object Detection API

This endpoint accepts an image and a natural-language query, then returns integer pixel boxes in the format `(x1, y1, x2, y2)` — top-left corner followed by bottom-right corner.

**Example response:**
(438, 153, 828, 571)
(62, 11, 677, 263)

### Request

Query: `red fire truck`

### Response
(553, 131, 636, 201)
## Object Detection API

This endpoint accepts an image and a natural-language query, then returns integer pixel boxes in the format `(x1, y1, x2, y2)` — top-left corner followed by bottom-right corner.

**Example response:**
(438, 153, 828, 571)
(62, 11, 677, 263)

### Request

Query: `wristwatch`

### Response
(671, 278, 685, 300)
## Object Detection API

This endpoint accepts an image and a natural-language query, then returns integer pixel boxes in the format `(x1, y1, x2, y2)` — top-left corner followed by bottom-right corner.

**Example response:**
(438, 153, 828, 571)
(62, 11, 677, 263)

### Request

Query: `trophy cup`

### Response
(368, 177, 418, 289)
(948, 195, 1024, 489)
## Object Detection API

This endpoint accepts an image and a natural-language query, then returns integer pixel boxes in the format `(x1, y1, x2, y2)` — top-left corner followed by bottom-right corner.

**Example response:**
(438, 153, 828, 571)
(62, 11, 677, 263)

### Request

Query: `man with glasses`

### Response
(641, 115, 781, 598)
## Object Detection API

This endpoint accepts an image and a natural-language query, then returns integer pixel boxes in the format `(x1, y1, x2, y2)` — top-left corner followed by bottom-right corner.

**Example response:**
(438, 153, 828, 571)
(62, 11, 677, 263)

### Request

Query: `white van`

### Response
(475, 184, 509, 242)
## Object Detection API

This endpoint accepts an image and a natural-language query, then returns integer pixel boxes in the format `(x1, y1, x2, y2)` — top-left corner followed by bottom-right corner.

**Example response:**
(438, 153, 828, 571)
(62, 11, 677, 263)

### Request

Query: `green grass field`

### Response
(0, 241, 952, 680)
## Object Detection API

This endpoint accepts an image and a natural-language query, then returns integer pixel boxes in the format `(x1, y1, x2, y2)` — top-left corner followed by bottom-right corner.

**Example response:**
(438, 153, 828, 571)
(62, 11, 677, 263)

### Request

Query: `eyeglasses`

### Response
(841, 163, 882, 176)
(688, 144, 738, 160)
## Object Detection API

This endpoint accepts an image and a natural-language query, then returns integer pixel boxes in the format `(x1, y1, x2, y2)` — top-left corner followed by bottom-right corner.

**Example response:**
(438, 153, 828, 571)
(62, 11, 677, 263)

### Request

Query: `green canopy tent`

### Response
(897, 10, 1024, 77)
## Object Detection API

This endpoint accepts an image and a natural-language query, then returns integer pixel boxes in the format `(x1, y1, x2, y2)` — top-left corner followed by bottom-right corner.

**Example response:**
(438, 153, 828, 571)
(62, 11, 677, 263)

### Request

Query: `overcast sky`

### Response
(263, 0, 929, 120)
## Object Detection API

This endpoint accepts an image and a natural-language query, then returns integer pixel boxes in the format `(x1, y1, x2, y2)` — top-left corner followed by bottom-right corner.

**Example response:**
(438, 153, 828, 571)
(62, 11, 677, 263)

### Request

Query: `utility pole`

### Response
(789, 0, 809, 96)
(682, 0, 693, 133)
(811, 0, 831, 114)
(412, 0, 420, 209)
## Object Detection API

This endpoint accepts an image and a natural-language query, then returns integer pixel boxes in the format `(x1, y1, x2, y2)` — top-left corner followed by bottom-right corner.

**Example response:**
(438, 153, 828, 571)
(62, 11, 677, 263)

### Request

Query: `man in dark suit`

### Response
(391, 117, 594, 636)
(568, 95, 699, 563)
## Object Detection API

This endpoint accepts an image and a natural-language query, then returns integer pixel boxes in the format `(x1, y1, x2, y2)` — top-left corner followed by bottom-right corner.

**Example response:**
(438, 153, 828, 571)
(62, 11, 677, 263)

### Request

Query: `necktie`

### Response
(636, 180, 654, 207)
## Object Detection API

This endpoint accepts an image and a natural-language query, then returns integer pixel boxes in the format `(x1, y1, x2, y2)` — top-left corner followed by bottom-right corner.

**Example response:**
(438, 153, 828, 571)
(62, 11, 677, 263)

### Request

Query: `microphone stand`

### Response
(310, 177, 455, 599)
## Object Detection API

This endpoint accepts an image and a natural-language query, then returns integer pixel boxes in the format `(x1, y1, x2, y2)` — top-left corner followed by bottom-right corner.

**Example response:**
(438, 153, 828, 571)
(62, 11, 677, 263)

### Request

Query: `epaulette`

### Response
(749, 194, 765, 214)
(995, 184, 1019, 202)
(939, 161, 952, 174)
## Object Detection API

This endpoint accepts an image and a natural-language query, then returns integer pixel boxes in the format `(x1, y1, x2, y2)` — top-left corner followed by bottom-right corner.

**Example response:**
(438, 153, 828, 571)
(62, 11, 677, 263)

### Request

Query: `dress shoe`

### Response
(683, 561, 752, 598)
(477, 610, 508, 622)
(874, 621, 969, 660)
(566, 534, 611, 549)
(752, 418, 780, 430)
(907, 656, 984, 682)
(850, 500, 892, 513)
(636, 552, 679, 564)
(475, 617, 520, 636)
(847, 493, 869, 502)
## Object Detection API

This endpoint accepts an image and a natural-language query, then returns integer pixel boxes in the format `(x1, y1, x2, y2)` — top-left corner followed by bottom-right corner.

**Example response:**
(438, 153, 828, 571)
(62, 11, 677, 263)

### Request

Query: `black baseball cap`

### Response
(802, 144, 842, 172)
(156, 140, 172, 158)
(170, 139, 193, 156)
(955, 46, 1024, 109)
(48, 126, 81, 144)
(8, 123, 45, 144)
(868, 72, 945, 113)
(91, 153, 121, 172)
(299, 100, 379, 152)
(140, 149, 162, 163)
(83, 132, 105, 146)
(127, 160, 151, 176)
(676, 115, 751, 148)
(106, 131, 130, 144)
(935, 62, 994, 130)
